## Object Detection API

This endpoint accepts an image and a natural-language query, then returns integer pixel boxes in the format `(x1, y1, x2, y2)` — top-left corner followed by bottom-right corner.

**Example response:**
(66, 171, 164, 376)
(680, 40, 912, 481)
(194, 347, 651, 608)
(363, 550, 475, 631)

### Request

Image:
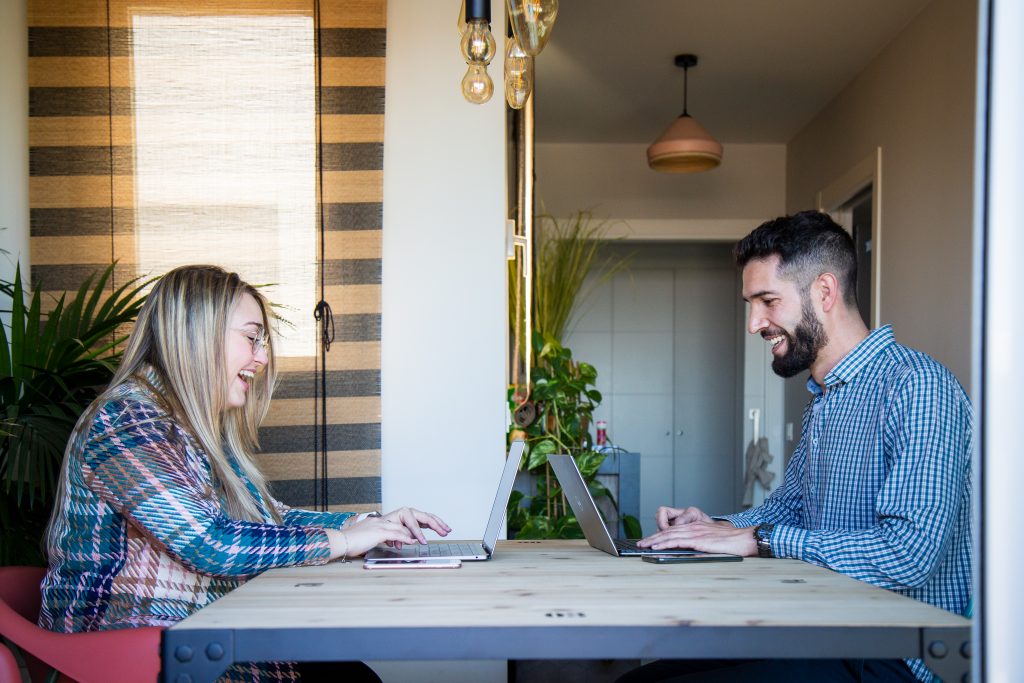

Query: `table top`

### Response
(172, 539, 967, 632)
(163, 540, 971, 682)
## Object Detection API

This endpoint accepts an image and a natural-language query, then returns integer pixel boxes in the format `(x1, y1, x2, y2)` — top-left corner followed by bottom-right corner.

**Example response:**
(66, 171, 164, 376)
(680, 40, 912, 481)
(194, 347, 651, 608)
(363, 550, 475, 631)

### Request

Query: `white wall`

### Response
(786, 0, 976, 387)
(377, 2, 507, 681)
(980, 0, 1023, 677)
(0, 0, 29, 285)
(381, 0, 506, 543)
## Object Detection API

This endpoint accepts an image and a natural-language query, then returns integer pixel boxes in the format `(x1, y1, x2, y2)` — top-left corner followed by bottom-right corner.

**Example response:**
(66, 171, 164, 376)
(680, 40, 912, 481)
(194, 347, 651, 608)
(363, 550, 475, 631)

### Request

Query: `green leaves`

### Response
(507, 336, 625, 540)
(1, 263, 148, 565)
(531, 211, 631, 345)
(526, 439, 557, 470)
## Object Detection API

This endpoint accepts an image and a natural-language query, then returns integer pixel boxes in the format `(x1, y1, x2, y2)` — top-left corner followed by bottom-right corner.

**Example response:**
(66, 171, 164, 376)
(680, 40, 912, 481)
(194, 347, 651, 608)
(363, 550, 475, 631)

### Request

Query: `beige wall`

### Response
(537, 142, 786, 240)
(787, 0, 976, 386)
(0, 0, 29, 284)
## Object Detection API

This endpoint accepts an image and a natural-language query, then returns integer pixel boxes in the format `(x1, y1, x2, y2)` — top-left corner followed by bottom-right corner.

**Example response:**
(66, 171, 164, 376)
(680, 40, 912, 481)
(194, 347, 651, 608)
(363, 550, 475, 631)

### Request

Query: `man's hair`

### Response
(734, 210, 858, 306)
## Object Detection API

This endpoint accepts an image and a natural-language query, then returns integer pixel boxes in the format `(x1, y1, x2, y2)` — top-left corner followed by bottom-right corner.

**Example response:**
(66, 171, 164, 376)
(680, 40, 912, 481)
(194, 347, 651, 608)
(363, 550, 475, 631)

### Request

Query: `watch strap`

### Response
(753, 523, 775, 558)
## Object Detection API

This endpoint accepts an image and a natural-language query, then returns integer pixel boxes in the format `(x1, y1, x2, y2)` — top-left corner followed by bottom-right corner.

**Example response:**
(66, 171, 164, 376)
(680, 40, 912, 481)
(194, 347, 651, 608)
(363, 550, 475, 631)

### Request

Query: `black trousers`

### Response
(295, 661, 382, 682)
(615, 658, 917, 683)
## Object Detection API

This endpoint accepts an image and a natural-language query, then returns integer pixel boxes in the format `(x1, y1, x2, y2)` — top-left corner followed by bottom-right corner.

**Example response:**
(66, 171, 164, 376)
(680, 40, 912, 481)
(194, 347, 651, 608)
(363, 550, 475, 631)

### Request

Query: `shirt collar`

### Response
(137, 363, 166, 394)
(806, 325, 895, 395)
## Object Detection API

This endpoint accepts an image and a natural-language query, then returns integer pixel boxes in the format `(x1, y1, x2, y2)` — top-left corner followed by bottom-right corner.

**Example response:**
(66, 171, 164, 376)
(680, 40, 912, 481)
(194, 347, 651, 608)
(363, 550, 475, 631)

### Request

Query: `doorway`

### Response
(564, 242, 744, 535)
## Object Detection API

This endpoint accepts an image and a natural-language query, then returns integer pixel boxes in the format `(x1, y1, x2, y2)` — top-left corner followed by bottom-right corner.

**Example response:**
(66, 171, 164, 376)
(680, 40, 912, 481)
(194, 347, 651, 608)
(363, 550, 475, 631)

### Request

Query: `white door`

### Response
(565, 243, 745, 535)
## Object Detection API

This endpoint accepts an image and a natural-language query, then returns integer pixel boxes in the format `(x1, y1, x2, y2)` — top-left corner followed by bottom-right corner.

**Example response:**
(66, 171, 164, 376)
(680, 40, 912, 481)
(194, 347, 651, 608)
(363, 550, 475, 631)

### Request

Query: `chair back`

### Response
(0, 566, 162, 683)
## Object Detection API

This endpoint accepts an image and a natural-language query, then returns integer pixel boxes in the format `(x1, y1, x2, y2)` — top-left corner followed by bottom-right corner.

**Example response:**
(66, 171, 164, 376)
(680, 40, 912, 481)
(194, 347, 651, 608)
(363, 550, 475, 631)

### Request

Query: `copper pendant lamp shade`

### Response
(647, 54, 722, 173)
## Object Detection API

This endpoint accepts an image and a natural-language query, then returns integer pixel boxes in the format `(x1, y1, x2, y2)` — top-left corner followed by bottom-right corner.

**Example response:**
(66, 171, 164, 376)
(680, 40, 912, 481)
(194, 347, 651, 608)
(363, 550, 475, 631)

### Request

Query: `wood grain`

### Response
(173, 540, 969, 631)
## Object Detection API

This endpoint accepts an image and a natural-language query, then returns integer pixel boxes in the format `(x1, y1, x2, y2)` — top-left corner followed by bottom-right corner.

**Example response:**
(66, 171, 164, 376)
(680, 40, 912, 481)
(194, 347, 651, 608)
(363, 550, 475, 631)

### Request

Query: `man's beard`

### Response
(770, 297, 828, 378)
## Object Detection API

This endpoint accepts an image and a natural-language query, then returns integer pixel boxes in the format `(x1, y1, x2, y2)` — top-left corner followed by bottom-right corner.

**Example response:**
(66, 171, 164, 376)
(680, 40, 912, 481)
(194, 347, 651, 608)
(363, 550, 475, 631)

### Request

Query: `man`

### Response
(628, 211, 972, 683)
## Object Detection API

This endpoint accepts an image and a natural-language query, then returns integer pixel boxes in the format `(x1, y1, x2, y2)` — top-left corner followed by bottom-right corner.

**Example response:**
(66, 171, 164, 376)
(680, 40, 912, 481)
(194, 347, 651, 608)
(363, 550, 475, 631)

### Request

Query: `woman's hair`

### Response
(47, 265, 281, 545)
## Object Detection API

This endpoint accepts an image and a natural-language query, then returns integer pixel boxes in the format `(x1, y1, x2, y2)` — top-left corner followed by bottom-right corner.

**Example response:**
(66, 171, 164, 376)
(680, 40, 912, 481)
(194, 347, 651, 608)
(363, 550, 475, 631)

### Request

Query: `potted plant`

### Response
(1, 264, 148, 565)
(507, 211, 638, 539)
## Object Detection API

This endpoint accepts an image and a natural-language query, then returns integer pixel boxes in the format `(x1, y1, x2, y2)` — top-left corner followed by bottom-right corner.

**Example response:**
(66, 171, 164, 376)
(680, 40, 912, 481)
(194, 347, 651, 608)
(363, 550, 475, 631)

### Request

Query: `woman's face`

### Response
(224, 292, 269, 410)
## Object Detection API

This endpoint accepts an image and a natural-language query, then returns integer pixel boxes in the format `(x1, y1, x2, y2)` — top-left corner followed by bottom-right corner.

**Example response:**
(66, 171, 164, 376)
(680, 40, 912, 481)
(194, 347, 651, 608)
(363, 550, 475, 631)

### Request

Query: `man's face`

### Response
(741, 256, 828, 378)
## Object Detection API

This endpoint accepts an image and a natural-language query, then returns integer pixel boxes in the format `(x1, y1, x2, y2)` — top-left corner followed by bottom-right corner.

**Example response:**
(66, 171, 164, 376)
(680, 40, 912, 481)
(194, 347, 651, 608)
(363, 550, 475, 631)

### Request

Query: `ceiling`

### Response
(533, 0, 934, 145)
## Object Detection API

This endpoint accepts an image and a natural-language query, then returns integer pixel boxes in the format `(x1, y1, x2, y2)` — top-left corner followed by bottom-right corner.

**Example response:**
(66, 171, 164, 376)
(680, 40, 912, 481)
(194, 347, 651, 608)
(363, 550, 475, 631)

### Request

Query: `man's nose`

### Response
(747, 308, 767, 335)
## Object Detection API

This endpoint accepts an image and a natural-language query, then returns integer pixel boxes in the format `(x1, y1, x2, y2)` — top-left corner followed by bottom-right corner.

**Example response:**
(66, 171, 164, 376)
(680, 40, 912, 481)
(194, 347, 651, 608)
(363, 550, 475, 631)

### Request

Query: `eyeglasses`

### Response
(236, 328, 270, 356)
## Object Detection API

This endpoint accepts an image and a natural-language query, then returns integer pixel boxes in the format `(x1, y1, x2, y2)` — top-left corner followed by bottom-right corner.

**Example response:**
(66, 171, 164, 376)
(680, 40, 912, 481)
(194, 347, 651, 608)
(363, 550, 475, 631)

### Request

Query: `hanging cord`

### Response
(312, 0, 335, 511)
(105, 0, 115, 271)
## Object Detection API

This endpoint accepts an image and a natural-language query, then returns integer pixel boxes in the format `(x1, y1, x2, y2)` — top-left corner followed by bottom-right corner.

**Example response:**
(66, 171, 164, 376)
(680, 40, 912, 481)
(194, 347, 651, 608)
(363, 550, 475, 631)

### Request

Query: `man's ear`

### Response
(815, 272, 841, 313)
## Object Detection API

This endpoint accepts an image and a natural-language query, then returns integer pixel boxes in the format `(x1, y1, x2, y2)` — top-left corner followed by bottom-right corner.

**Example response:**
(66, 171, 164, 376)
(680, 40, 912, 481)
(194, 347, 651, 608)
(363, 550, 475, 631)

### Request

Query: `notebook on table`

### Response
(363, 441, 525, 562)
(547, 454, 711, 558)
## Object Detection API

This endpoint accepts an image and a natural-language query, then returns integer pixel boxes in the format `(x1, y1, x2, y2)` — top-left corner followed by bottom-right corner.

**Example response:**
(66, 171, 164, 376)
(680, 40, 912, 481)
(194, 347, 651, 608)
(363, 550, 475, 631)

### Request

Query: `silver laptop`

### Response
(548, 454, 705, 557)
(364, 441, 525, 561)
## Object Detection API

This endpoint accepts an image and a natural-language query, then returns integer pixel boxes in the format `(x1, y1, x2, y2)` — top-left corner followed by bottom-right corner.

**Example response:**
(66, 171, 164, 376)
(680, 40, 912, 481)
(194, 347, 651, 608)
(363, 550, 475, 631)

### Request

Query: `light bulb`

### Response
(507, 0, 558, 56)
(505, 70, 532, 109)
(460, 18, 496, 65)
(462, 64, 494, 104)
(504, 35, 530, 77)
(504, 38, 533, 109)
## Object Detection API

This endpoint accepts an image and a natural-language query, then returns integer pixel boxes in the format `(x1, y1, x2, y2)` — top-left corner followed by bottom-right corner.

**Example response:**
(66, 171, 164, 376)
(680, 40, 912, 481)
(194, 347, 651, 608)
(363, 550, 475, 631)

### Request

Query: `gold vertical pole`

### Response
(516, 90, 534, 389)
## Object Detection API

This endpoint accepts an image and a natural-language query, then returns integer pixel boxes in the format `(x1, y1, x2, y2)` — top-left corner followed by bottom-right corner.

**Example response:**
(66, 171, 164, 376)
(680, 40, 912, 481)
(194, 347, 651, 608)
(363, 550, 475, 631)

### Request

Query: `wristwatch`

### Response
(753, 523, 775, 558)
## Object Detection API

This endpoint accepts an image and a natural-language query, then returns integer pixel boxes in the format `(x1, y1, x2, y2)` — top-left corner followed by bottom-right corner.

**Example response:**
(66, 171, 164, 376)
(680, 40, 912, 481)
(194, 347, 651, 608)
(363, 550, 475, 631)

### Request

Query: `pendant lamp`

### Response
(647, 54, 722, 173)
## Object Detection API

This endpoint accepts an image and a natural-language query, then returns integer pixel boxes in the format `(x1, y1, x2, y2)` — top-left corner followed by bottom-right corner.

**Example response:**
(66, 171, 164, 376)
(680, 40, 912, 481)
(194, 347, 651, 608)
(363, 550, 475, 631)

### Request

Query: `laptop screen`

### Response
(481, 441, 526, 552)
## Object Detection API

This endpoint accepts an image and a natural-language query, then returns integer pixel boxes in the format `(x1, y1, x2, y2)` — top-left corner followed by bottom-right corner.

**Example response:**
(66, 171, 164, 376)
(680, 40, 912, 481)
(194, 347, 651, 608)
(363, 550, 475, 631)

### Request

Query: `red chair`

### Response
(0, 566, 162, 683)
(0, 641, 21, 683)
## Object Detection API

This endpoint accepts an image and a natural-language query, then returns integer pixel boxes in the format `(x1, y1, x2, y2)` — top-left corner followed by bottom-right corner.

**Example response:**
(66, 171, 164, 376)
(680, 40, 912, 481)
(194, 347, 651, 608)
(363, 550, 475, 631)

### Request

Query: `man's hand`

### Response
(655, 505, 714, 530)
(638, 519, 758, 557)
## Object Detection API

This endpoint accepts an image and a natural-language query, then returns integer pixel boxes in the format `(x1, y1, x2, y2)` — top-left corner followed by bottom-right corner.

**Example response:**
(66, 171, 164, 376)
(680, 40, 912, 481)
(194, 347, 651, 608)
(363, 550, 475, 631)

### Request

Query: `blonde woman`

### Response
(40, 265, 449, 682)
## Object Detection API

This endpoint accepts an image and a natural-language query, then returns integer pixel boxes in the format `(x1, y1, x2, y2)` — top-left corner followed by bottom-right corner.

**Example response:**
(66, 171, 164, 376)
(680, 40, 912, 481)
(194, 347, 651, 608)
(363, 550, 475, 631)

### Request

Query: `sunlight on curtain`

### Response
(131, 12, 316, 357)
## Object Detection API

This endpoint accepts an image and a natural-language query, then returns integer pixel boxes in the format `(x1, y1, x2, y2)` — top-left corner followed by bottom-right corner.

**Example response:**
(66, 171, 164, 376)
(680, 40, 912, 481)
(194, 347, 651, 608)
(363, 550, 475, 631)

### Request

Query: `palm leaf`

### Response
(0, 263, 148, 537)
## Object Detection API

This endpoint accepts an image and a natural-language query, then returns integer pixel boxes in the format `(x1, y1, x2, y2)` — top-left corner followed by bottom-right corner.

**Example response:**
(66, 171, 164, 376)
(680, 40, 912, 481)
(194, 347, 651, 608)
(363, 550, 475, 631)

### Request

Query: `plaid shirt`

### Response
(40, 369, 354, 682)
(722, 326, 972, 682)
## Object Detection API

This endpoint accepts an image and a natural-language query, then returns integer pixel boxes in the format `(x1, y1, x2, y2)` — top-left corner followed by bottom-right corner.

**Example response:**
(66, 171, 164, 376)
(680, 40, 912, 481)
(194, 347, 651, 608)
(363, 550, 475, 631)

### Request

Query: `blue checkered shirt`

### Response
(721, 326, 972, 681)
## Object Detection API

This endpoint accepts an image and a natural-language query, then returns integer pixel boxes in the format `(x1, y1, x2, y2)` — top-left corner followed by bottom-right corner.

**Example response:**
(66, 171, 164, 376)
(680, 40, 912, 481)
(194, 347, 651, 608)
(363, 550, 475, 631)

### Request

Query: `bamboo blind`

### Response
(28, 0, 385, 512)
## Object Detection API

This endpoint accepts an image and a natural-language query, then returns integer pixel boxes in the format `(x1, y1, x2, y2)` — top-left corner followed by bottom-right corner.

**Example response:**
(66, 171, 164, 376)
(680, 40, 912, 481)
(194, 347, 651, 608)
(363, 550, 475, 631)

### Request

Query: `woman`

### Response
(40, 265, 449, 681)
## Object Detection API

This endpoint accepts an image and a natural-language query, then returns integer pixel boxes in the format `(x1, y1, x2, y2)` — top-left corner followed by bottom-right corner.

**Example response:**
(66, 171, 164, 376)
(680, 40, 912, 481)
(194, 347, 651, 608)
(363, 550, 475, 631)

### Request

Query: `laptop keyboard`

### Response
(410, 543, 483, 557)
(615, 539, 643, 553)
(615, 539, 702, 556)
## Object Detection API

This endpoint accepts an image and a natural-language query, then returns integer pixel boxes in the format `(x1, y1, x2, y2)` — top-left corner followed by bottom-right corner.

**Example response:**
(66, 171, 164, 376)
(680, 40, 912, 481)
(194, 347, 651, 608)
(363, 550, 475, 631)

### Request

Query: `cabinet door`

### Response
(610, 269, 675, 533)
(673, 263, 740, 516)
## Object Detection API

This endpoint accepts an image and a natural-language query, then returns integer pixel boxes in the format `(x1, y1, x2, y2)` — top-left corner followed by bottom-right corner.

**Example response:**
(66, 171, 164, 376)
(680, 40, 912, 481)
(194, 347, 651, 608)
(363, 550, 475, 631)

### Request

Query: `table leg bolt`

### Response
(960, 641, 971, 659)
(961, 673, 970, 683)
(206, 643, 225, 661)
(928, 640, 948, 658)
(175, 645, 194, 662)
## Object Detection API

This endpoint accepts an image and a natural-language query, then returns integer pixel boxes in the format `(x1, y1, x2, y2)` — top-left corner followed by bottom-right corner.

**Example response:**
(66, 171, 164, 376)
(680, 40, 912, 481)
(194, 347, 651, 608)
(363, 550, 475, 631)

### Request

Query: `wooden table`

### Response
(161, 540, 970, 682)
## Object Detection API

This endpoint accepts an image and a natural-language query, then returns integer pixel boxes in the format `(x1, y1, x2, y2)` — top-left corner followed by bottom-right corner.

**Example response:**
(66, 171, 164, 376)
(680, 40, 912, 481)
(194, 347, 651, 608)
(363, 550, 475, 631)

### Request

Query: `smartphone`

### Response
(363, 558, 462, 569)
(642, 553, 742, 564)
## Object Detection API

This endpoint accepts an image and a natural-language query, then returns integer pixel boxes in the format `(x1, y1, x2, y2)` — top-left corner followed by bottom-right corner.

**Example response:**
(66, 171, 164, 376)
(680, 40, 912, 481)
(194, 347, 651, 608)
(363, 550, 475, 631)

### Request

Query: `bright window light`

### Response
(131, 13, 316, 357)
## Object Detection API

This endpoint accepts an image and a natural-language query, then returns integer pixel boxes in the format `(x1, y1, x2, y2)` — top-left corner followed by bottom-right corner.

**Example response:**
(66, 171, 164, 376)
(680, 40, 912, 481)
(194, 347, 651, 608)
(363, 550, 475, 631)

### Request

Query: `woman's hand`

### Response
(325, 508, 451, 560)
(379, 507, 451, 545)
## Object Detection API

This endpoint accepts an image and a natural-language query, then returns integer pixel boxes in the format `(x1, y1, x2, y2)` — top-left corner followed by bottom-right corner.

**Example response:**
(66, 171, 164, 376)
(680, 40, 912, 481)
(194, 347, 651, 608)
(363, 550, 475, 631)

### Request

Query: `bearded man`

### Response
(625, 210, 972, 683)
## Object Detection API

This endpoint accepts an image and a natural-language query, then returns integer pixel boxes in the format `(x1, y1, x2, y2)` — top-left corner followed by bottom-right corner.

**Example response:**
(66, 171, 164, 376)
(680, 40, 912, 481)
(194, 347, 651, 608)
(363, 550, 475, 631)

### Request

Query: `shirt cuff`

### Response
(769, 524, 809, 559)
(301, 528, 334, 565)
(714, 511, 758, 528)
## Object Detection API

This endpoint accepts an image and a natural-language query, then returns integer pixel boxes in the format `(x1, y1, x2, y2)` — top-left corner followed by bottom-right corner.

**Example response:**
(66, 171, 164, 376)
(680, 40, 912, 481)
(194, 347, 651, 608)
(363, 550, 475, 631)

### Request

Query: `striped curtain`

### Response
(28, 0, 384, 513)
